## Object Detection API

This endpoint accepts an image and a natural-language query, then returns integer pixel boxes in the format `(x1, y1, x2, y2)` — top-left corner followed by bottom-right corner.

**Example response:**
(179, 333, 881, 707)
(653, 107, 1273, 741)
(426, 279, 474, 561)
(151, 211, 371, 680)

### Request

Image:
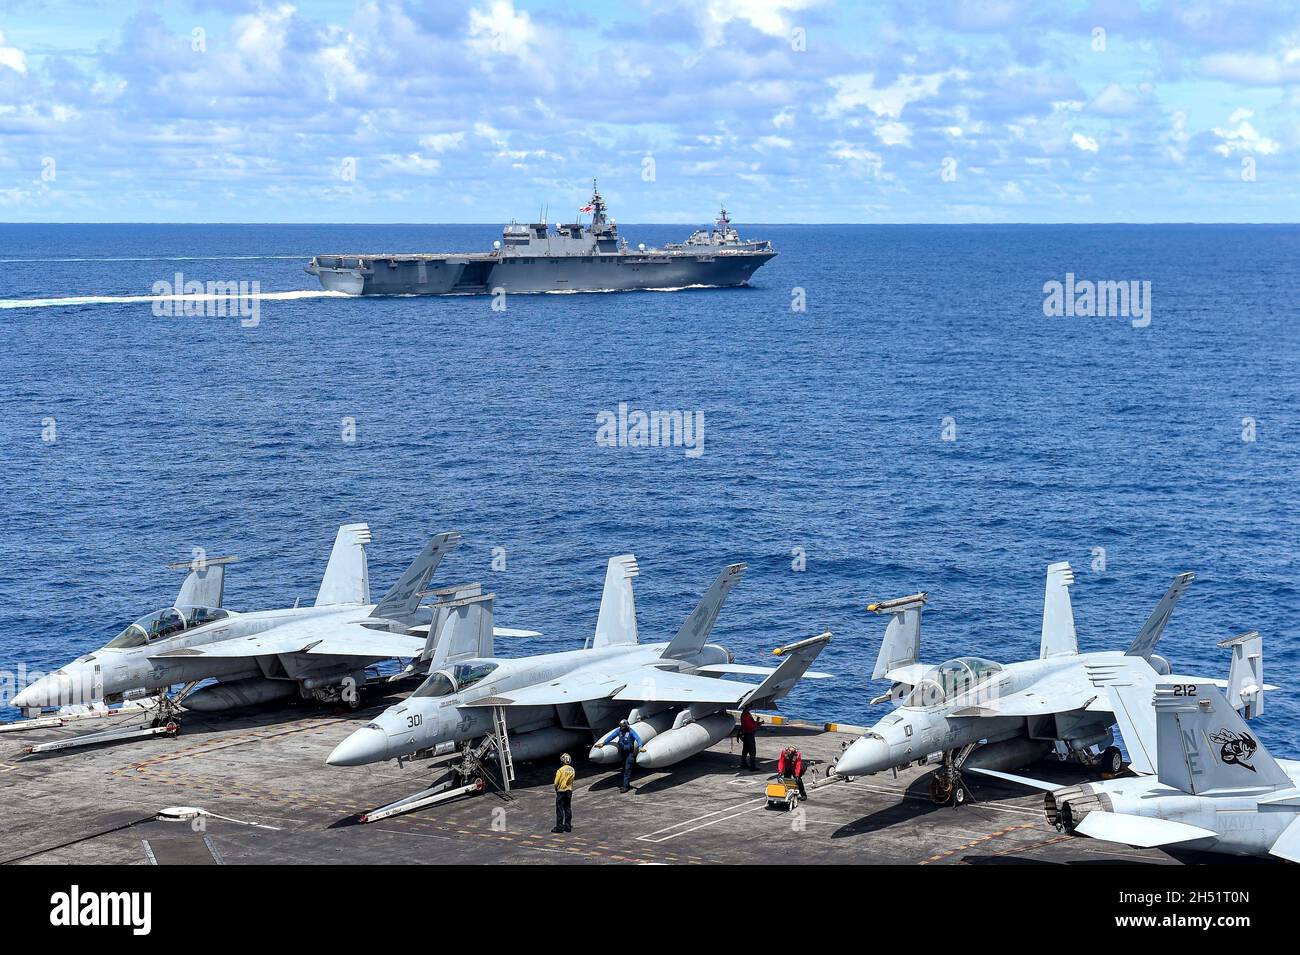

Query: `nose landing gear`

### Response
(928, 742, 979, 806)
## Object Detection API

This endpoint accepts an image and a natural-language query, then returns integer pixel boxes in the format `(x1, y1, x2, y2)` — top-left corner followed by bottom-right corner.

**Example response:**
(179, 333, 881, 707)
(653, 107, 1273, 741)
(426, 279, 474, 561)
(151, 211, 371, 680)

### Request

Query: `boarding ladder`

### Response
(491, 705, 515, 791)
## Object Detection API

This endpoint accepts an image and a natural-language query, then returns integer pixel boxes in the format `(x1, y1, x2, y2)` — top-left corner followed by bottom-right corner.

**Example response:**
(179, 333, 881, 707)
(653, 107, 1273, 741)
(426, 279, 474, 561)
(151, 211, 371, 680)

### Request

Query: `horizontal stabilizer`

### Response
(316, 523, 372, 607)
(492, 627, 543, 638)
(170, 555, 238, 610)
(1269, 816, 1300, 864)
(1125, 571, 1193, 659)
(868, 592, 926, 680)
(1074, 811, 1217, 848)
(1040, 562, 1078, 659)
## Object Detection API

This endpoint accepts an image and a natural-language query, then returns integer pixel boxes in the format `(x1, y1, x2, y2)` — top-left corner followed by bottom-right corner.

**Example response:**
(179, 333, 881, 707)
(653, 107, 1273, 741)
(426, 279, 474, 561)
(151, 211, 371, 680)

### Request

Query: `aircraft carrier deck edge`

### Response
(0, 692, 1226, 866)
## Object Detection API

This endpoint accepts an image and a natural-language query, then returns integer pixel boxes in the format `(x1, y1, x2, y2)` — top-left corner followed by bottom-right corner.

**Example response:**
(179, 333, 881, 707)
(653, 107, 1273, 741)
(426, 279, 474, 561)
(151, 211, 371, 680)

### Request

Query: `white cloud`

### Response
(699, 0, 818, 44)
(1089, 82, 1150, 117)
(1071, 132, 1099, 153)
(379, 153, 443, 175)
(0, 30, 28, 73)
(826, 71, 958, 119)
(468, 1, 537, 57)
(873, 120, 911, 146)
(830, 141, 884, 178)
(1201, 51, 1300, 86)
(1211, 108, 1279, 156)
(419, 131, 467, 152)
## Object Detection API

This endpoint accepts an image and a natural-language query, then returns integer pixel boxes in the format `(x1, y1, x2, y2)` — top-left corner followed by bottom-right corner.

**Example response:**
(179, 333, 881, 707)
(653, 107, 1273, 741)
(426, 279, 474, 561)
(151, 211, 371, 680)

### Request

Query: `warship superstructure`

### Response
(306, 182, 776, 295)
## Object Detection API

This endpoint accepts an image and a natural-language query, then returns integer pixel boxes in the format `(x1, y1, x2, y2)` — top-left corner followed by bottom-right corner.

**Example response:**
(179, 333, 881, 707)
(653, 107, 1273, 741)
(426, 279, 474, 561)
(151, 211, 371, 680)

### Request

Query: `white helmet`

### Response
(560, 753, 572, 765)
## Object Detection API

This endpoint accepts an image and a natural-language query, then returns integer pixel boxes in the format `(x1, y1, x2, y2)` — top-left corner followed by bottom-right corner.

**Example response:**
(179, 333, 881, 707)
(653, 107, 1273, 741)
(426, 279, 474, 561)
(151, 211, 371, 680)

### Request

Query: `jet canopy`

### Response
(905, 656, 1003, 708)
(412, 660, 499, 698)
(104, 606, 229, 649)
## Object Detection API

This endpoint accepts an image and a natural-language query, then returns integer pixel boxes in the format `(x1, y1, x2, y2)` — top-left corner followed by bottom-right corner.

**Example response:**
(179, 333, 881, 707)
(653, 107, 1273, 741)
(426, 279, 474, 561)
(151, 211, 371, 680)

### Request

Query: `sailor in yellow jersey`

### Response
(552, 753, 575, 833)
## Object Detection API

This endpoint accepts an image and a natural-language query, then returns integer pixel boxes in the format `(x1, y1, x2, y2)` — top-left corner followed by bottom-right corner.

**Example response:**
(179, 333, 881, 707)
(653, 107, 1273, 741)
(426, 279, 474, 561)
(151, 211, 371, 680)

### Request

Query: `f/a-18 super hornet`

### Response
(832, 562, 1202, 805)
(12, 525, 534, 718)
(327, 555, 832, 778)
(974, 637, 1300, 861)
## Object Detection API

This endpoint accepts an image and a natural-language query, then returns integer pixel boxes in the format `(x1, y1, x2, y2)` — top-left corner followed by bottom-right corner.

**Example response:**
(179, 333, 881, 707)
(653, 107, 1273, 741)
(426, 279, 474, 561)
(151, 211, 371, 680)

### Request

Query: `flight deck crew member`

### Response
(610, 719, 643, 793)
(552, 753, 575, 833)
(738, 706, 761, 771)
(777, 746, 807, 800)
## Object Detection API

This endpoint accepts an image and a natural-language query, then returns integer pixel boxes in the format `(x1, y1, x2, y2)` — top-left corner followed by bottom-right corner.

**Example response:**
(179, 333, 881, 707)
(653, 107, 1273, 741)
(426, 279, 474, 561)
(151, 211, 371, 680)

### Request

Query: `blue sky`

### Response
(0, 0, 1297, 222)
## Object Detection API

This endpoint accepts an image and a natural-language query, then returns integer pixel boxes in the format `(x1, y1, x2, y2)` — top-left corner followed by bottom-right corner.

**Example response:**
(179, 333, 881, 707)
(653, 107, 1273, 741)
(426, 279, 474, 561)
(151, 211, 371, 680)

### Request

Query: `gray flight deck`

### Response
(0, 692, 1244, 865)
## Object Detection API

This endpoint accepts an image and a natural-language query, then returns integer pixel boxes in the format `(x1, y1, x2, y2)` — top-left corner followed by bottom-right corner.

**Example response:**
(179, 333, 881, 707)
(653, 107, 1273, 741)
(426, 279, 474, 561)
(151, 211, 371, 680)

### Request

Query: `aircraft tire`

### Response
(1099, 745, 1124, 776)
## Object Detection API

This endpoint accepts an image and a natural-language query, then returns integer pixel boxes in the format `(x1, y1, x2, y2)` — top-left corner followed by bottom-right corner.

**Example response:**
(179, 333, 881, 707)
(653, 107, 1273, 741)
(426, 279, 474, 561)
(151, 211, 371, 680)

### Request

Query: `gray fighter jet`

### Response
(975, 654, 1299, 861)
(833, 562, 1199, 804)
(12, 525, 533, 716)
(326, 555, 832, 771)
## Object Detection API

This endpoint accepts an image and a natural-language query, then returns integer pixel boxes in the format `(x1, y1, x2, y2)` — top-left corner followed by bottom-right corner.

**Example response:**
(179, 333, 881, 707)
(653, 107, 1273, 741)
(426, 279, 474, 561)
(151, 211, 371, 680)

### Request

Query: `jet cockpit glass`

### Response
(451, 661, 498, 691)
(413, 671, 457, 698)
(182, 606, 229, 627)
(904, 657, 1003, 707)
(105, 607, 189, 648)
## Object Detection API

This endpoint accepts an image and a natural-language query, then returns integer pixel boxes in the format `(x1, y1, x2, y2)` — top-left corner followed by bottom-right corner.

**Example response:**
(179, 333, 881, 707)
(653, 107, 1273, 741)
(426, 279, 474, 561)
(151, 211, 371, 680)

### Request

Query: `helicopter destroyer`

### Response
(306, 182, 776, 295)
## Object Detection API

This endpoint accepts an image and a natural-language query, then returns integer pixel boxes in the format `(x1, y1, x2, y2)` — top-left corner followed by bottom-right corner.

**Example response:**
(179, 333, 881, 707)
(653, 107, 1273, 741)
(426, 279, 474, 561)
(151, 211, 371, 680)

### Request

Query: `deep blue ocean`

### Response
(1, 223, 1296, 753)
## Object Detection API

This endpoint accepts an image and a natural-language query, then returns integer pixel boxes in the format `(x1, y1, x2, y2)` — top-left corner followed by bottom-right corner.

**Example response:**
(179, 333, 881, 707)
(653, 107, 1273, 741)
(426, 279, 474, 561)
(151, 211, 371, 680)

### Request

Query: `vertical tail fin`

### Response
(315, 523, 372, 607)
(1154, 681, 1290, 794)
(1125, 571, 1194, 659)
(868, 593, 927, 680)
(744, 632, 832, 708)
(662, 563, 746, 660)
(371, 531, 462, 622)
(426, 593, 495, 670)
(418, 582, 483, 663)
(1220, 630, 1264, 719)
(593, 554, 639, 648)
(1040, 561, 1078, 658)
(170, 555, 238, 609)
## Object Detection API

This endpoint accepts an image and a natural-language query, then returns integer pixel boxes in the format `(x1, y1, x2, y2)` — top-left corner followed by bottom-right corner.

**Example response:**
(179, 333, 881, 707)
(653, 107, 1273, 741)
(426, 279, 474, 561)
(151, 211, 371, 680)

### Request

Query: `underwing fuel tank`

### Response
(183, 678, 297, 712)
(507, 727, 591, 763)
(964, 738, 1054, 772)
(589, 710, 676, 764)
(635, 713, 734, 769)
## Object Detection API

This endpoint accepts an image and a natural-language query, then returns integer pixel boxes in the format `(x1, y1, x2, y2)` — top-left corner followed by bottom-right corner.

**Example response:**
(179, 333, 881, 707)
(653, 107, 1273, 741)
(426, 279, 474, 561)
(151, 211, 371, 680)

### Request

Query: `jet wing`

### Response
(467, 670, 750, 707)
(950, 687, 1100, 718)
(612, 669, 753, 704)
(150, 626, 427, 661)
(696, 663, 832, 679)
(1074, 812, 1217, 848)
(466, 675, 629, 707)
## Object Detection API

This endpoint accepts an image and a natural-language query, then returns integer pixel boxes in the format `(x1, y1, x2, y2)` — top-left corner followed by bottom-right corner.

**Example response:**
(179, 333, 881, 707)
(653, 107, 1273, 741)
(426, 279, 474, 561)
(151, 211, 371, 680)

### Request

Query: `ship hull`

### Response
(308, 251, 776, 295)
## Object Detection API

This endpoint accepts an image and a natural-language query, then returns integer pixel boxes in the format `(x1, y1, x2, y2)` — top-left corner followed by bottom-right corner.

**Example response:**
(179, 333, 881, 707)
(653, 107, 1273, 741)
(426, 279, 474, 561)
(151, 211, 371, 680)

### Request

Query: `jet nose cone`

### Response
(11, 673, 73, 710)
(327, 727, 388, 767)
(835, 735, 891, 778)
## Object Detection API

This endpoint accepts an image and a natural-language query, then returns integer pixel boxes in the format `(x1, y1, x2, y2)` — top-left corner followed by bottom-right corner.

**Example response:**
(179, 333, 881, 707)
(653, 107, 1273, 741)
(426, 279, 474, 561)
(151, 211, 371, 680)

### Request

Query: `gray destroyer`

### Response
(306, 182, 775, 295)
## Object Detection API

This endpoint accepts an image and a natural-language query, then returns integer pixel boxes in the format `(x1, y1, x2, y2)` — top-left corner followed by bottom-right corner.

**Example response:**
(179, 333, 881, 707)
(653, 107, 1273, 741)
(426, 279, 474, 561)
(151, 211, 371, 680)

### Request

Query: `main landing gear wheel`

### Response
(928, 773, 955, 805)
(1099, 745, 1124, 776)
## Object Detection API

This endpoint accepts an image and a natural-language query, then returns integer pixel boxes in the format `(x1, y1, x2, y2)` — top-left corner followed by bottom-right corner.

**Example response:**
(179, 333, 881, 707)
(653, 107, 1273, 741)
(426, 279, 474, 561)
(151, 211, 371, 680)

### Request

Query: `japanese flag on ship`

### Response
(579, 204, 594, 213)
